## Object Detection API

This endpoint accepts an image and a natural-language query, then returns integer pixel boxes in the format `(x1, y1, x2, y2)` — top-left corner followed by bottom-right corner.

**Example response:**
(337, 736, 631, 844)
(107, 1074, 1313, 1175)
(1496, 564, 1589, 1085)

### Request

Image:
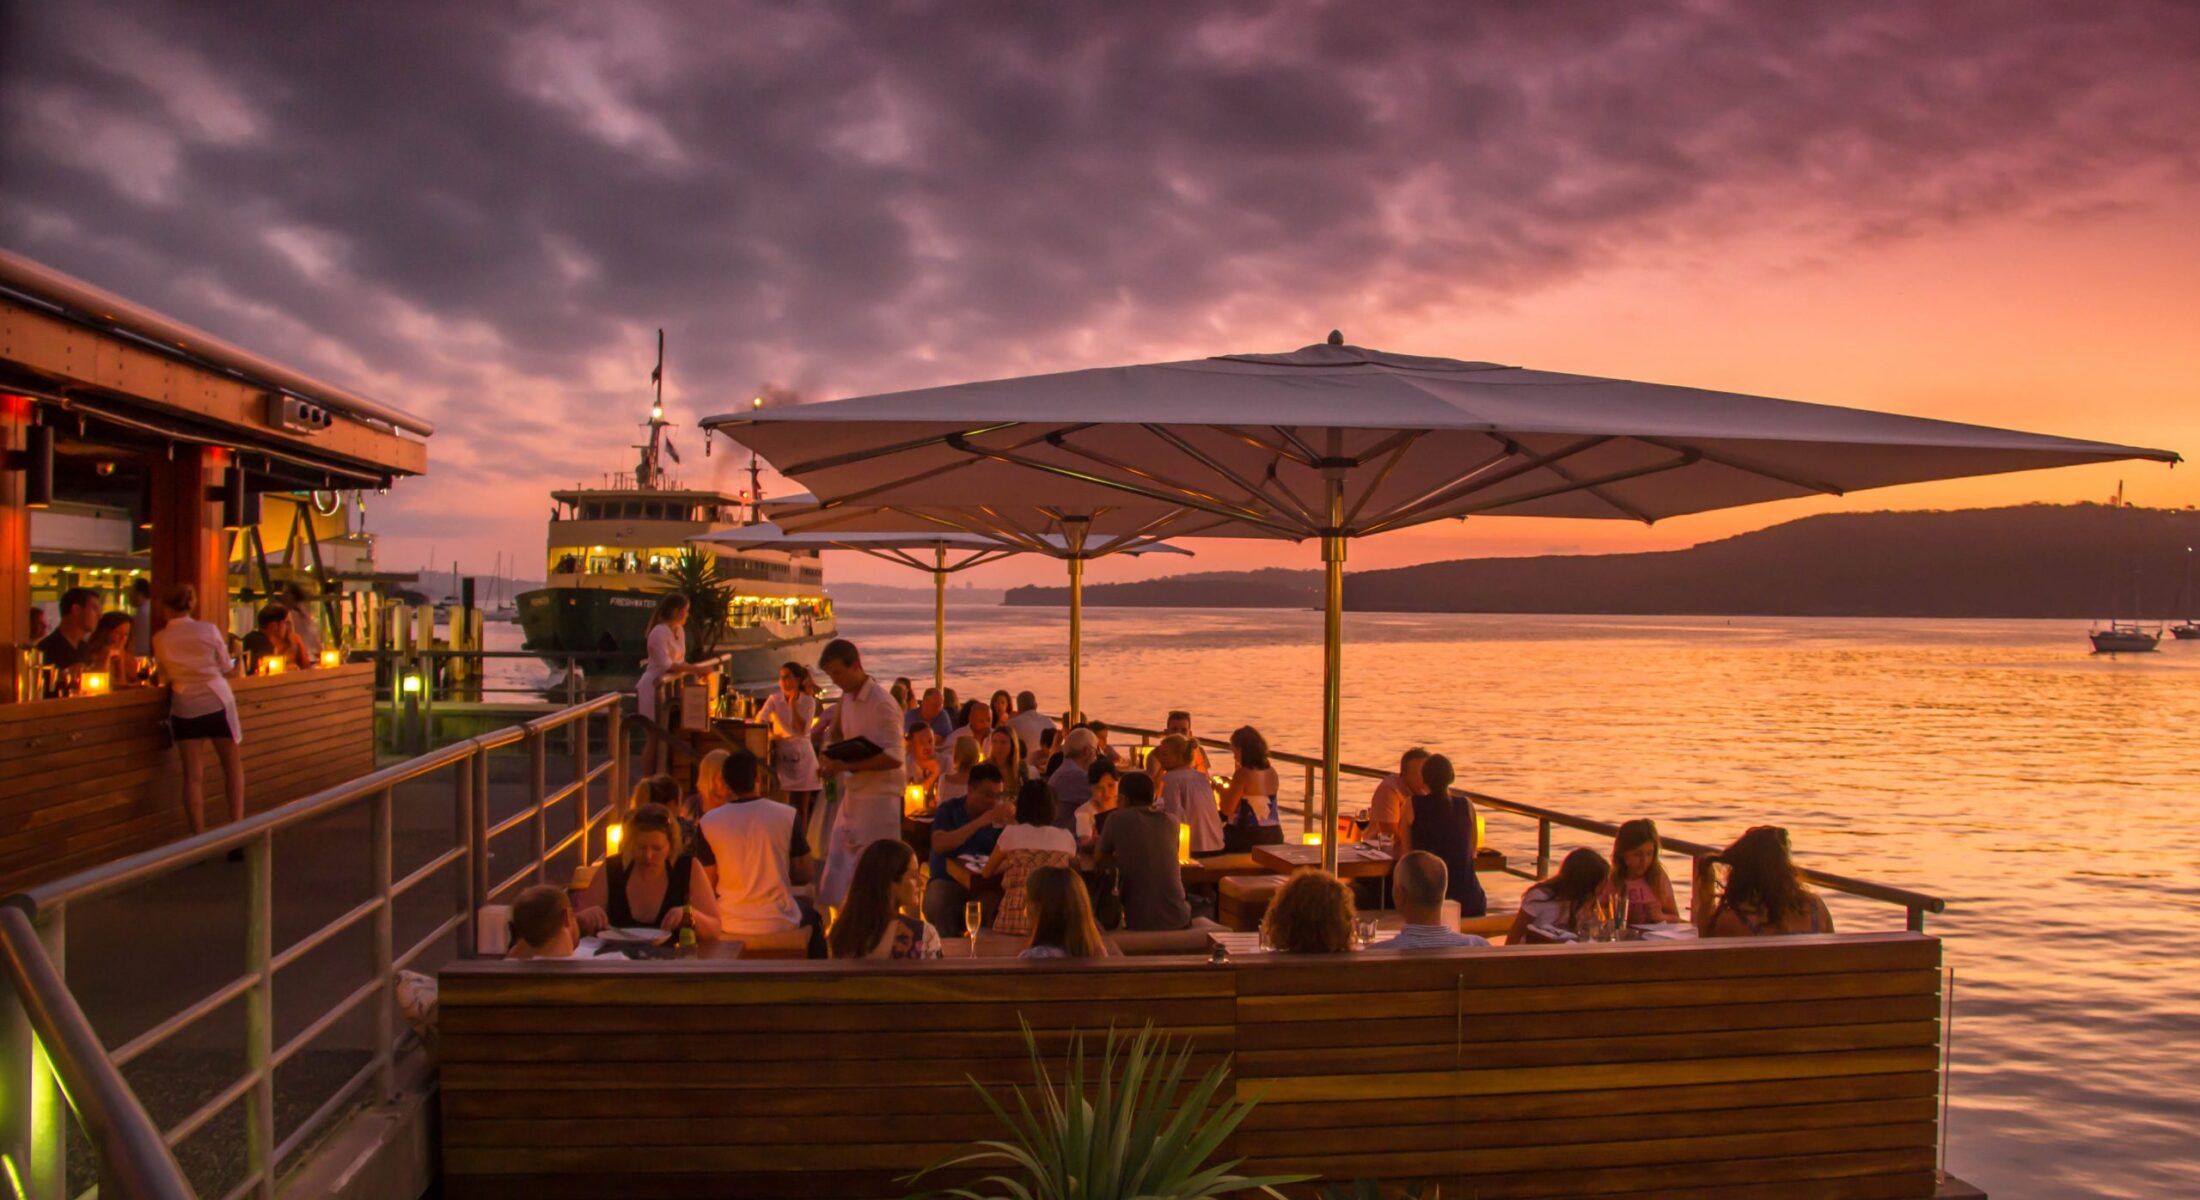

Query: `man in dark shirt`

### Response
(36, 587, 101, 670)
(239, 604, 306, 670)
(903, 686, 954, 744)
(1097, 772, 1191, 932)
(922, 762, 1011, 935)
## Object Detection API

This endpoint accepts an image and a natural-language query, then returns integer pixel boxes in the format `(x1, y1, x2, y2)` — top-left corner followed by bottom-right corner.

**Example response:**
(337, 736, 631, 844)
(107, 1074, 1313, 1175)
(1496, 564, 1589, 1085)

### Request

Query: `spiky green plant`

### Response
(659, 547, 732, 659)
(903, 1020, 1311, 1200)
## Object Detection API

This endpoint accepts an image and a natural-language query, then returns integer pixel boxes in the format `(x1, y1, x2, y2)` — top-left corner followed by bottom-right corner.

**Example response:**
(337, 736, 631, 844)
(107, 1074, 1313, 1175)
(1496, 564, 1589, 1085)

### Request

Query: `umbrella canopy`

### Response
(703, 337, 2179, 868)
(691, 522, 1190, 698)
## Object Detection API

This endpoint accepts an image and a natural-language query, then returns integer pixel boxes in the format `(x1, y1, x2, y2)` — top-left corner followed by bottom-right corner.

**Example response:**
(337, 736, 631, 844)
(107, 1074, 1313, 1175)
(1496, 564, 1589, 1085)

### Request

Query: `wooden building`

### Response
(0, 249, 433, 892)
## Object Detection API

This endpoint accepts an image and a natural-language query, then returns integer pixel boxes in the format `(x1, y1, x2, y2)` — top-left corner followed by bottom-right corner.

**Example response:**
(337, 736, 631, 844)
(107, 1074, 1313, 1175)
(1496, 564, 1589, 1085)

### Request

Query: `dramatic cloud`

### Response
(3, 0, 2196, 579)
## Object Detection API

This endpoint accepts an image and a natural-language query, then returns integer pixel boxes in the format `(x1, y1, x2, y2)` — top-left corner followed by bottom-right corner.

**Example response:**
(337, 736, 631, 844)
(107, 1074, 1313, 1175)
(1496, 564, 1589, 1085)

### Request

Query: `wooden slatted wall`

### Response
(0, 663, 377, 892)
(438, 933, 1944, 1200)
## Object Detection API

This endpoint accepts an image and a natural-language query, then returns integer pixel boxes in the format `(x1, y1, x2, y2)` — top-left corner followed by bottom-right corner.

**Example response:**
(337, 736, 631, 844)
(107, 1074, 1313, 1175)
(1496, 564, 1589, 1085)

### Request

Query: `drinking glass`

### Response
(1355, 917, 1379, 948)
(963, 900, 983, 950)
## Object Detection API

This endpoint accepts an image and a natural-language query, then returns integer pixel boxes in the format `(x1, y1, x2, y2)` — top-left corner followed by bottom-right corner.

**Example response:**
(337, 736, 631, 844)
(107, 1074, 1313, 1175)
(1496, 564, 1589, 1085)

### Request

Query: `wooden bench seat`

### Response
(438, 932, 1946, 1200)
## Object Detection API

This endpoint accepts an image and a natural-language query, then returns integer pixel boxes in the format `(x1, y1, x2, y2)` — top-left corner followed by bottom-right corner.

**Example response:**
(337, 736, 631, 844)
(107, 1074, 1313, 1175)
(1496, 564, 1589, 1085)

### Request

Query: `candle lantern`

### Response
(261, 657, 287, 676)
(1177, 822, 1192, 864)
(605, 821, 623, 857)
(903, 783, 929, 816)
(319, 648, 344, 669)
(1301, 830, 1323, 847)
(79, 671, 110, 696)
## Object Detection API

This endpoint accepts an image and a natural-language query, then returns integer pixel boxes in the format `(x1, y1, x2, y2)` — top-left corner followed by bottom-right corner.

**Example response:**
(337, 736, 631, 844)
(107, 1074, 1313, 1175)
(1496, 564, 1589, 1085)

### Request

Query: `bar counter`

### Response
(0, 662, 376, 894)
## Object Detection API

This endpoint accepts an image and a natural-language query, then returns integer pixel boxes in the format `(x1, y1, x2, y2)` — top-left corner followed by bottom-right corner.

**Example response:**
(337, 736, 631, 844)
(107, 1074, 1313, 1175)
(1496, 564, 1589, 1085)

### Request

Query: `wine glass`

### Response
(1355, 917, 1379, 948)
(963, 899, 983, 953)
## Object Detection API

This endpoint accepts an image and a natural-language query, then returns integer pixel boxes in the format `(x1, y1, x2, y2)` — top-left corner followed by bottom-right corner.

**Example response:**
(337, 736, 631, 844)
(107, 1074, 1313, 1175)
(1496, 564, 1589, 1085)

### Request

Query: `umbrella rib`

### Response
(1357, 436, 1609, 535)
(1270, 426, 1325, 463)
(1631, 436, 1848, 497)
(1447, 450, 1703, 520)
(765, 422, 1025, 476)
(1340, 431, 1426, 529)
(1529, 455, 1659, 524)
(1039, 431, 1275, 519)
(942, 437, 1311, 538)
(1213, 425, 1319, 467)
(857, 546, 933, 571)
(1139, 424, 1316, 528)
(809, 425, 1065, 510)
(944, 548, 1019, 572)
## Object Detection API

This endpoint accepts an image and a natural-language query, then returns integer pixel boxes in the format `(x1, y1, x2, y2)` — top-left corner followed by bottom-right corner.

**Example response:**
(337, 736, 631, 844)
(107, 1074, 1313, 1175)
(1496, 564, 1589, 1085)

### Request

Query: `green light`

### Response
(400, 674, 422, 694)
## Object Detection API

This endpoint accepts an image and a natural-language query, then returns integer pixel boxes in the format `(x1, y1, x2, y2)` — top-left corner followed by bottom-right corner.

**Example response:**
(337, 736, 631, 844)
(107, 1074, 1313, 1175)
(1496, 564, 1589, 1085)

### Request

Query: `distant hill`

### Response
(831, 580, 1007, 606)
(1001, 504, 2200, 618)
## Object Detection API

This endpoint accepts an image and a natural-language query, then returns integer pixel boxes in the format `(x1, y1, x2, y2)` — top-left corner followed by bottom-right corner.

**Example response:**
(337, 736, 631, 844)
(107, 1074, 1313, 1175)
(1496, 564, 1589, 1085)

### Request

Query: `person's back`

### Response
(1098, 774, 1189, 931)
(1159, 764, 1224, 855)
(700, 794, 803, 934)
(1371, 851, 1489, 951)
(1004, 692, 1053, 757)
(506, 884, 581, 960)
(1407, 755, 1486, 917)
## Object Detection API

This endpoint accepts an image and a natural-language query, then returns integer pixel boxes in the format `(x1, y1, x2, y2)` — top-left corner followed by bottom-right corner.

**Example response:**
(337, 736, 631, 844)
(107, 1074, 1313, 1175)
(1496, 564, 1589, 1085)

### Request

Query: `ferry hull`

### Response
(516, 586, 835, 684)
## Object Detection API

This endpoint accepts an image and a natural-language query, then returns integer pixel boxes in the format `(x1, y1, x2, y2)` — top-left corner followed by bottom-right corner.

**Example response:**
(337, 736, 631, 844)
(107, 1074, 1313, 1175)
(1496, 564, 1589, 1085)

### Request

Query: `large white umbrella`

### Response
(690, 521, 1189, 696)
(703, 336, 2179, 869)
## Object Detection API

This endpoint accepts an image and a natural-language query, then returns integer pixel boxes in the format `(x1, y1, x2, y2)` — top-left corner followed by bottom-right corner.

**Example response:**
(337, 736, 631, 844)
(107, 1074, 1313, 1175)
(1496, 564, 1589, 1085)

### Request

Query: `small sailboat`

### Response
(2091, 625, 2160, 653)
(2171, 546, 2198, 641)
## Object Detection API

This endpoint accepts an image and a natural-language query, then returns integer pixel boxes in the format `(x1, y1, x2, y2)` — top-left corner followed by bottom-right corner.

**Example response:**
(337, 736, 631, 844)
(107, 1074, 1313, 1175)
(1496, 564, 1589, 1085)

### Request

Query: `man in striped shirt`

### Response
(1370, 851, 1491, 951)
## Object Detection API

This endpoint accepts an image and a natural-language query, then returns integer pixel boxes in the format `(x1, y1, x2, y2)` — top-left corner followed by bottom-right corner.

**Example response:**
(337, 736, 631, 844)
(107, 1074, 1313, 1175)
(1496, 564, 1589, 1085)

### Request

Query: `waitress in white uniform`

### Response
(149, 583, 245, 835)
(636, 596, 710, 776)
(762, 660, 822, 833)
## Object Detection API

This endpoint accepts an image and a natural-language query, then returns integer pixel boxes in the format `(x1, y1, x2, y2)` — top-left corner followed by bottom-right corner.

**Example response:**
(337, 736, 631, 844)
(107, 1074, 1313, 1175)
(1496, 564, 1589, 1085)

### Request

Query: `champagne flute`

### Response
(963, 899, 983, 953)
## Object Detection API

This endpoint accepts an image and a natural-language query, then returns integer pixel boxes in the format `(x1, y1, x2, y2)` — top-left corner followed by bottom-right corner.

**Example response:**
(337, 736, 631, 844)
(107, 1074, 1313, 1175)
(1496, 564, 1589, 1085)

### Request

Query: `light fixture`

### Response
(220, 464, 259, 530)
(605, 822, 623, 857)
(79, 672, 111, 696)
(260, 657, 287, 676)
(1177, 823, 1192, 865)
(399, 673, 422, 694)
(319, 649, 344, 669)
(22, 422, 53, 508)
(1301, 830, 1324, 847)
(650, 402, 664, 421)
(903, 783, 929, 816)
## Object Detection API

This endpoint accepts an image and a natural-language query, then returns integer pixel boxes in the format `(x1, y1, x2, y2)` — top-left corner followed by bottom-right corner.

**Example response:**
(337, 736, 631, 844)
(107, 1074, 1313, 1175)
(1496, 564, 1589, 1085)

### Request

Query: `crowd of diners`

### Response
(507, 636, 1837, 963)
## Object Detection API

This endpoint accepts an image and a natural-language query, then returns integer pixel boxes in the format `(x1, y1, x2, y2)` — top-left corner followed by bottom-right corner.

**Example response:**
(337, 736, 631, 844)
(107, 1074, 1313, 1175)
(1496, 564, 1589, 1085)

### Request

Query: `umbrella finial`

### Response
(1327, 329, 1343, 346)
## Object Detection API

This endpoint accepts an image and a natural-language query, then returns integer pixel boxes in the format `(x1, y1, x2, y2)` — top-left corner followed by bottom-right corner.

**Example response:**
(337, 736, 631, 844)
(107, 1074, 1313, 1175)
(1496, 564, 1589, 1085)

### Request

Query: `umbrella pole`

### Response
(1320, 474, 1345, 875)
(1067, 554, 1083, 724)
(933, 545, 947, 693)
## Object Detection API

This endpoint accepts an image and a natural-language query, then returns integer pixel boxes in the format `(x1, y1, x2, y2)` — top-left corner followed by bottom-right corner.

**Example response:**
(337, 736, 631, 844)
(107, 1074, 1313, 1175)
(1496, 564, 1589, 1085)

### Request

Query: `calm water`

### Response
(817, 605, 2196, 1200)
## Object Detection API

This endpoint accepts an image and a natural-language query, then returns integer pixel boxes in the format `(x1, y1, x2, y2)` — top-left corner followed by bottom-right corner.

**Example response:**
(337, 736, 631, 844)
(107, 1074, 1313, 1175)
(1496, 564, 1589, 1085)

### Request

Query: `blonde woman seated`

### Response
(827, 840, 943, 959)
(938, 734, 980, 806)
(1019, 865, 1108, 959)
(985, 780, 1078, 937)
(573, 804, 722, 941)
(1261, 870, 1356, 954)
(1700, 826, 1835, 937)
(1153, 735, 1226, 856)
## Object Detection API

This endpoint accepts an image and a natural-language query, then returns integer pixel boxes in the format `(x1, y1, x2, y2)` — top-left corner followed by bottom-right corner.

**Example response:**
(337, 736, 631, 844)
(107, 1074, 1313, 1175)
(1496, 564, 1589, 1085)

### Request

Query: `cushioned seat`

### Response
(738, 926, 813, 959)
(1109, 917, 1226, 956)
(1218, 874, 1289, 931)
(1460, 911, 1515, 938)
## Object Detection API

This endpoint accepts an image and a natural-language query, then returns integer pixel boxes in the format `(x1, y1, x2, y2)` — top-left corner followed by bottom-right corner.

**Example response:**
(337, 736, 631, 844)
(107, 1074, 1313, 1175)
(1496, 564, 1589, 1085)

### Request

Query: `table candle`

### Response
(319, 648, 343, 668)
(605, 822, 623, 857)
(79, 671, 110, 696)
(1301, 830, 1323, 847)
(1177, 822, 1192, 864)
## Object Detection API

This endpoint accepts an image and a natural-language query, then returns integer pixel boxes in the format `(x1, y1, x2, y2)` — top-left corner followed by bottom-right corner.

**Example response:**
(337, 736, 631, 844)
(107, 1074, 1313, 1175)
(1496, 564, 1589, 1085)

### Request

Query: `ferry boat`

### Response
(516, 385, 836, 685)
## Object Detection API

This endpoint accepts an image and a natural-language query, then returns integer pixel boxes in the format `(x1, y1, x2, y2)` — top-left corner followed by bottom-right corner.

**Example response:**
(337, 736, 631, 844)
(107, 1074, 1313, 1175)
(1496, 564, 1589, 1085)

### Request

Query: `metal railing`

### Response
(1112, 720, 1946, 932)
(0, 693, 627, 1200)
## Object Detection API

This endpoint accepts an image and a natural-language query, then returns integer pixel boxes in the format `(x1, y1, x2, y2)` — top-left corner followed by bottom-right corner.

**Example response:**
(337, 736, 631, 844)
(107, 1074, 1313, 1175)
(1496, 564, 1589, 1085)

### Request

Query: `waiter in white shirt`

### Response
(814, 638, 907, 910)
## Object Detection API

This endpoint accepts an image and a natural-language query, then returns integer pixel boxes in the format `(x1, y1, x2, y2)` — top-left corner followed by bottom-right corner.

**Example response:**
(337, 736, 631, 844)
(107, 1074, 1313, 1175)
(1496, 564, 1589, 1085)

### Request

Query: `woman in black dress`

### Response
(1399, 754, 1486, 917)
(573, 804, 722, 940)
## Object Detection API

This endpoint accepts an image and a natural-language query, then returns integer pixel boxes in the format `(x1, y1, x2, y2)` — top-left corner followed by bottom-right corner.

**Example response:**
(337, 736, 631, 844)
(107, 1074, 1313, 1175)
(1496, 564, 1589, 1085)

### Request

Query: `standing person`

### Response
(1163, 710, 1211, 773)
(1368, 748, 1428, 841)
(1399, 754, 1486, 916)
(1155, 735, 1226, 856)
(698, 749, 822, 956)
(151, 585, 243, 835)
(922, 762, 1011, 934)
(128, 577, 154, 658)
(763, 661, 822, 832)
(1003, 690, 1053, 759)
(1605, 818, 1682, 925)
(1046, 727, 1099, 833)
(635, 594, 709, 726)
(1096, 773, 1190, 932)
(827, 840, 943, 960)
(37, 587, 102, 670)
(1370, 852, 1491, 950)
(1217, 725, 1282, 852)
(904, 686, 953, 744)
(282, 582, 323, 660)
(814, 639, 907, 911)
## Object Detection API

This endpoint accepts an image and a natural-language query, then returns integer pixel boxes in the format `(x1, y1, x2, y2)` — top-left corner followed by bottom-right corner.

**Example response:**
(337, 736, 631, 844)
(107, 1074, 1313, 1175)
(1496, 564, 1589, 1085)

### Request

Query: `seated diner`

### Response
(985, 780, 1077, 936)
(1217, 724, 1282, 851)
(826, 839, 943, 959)
(1018, 865, 1108, 959)
(1701, 825, 1835, 937)
(573, 804, 722, 942)
(1153, 734, 1226, 855)
(1606, 817, 1681, 924)
(1507, 847, 1610, 944)
(1371, 851, 1490, 950)
(1075, 758, 1119, 852)
(922, 761, 1010, 935)
(697, 748, 821, 956)
(506, 885, 580, 960)
(905, 724, 942, 800)
(1096, 772, 1190, 932)
(1046, 727, 1098, 832)
(35, 586, 101, 670)
(1261, 869, 1355, 954)
(938, 734, 979, 805)
(1400, 753, 1485, 916)
(240, 602, 309, 672)
(1367, 746, 1428, 840)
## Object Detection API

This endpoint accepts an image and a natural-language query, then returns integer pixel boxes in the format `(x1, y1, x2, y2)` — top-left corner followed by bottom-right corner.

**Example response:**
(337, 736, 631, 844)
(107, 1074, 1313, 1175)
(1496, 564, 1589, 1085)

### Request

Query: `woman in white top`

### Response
(1154, 735, 1227, 855)
(762, 661, 821, 828)
(636, 596, 710, 772)
(937, 734, 979, 806)
(149, 584, 244, 834)
(1216, 725, 1283, 852)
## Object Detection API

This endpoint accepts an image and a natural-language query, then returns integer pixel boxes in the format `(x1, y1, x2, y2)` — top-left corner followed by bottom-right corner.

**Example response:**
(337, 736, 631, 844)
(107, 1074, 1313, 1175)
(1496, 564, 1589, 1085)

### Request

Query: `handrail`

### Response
(1106, 719, 1947, 927)
(0, 909, 192, 1198)
(0, 693, 626, 1199)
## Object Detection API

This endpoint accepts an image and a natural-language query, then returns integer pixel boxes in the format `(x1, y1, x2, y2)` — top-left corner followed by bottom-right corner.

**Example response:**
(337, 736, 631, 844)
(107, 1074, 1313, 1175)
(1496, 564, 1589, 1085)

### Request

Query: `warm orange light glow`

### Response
(903, 783, 929, 815)
(79, 672, 110, 696)
(1177, 822, 1192, 864)
(1301, 830, 1323, 847)
(260, 657, 286, 676)
(319, 649, 343, 668)
(605, 822, 623, 857)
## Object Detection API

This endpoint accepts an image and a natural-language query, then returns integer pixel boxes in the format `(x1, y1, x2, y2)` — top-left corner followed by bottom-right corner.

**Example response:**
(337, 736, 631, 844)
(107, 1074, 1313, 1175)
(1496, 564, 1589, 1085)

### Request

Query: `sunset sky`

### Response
(3, 1, 2194, 587)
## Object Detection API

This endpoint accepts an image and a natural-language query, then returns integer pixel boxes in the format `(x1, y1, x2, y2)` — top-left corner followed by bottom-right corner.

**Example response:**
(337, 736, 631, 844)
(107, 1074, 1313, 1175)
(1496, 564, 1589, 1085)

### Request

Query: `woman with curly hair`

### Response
(1701, 825, 1834, 937)
(1261, 870, 1356, 954)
